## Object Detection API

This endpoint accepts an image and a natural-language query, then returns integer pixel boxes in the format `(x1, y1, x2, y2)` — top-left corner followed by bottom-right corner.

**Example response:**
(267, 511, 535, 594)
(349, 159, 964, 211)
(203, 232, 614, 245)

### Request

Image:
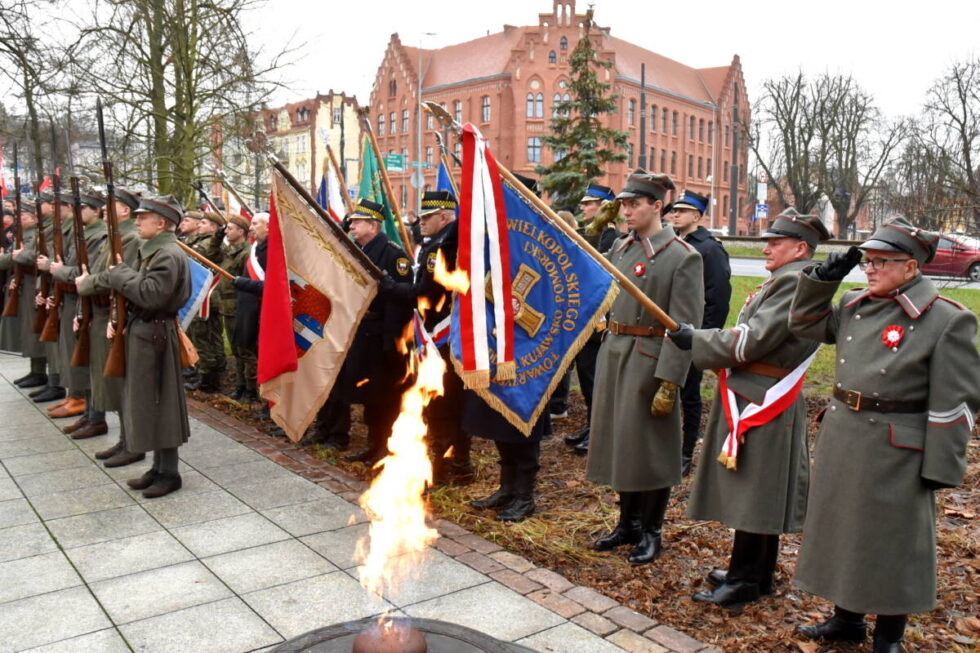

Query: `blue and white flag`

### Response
(179, 257, 216, 331)
(436, 161, 457, 208)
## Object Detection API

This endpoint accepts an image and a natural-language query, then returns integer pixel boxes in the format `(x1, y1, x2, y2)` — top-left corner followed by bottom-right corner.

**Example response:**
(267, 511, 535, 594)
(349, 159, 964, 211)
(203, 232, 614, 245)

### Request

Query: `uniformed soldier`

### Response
(0, 208, 19, 353)
(379, 190, 472, 484)
(177, 210, 203, 242)
(788, 217, 980, 653)
(587, 169, 704, 565)
(664, 190, 732, 476)
(186, 211, 226, 393)
(76, 187, 144, 466)
(216, 214, 251, 401)
(668, 208, 829, 608)
(343, 199, 414, 464)
(28, 190, 67, 404)
(230, 212, 268, 408)
(105, 195, 192, 498)
(579, 182, 619, 252)
(1, 201, 49, 390)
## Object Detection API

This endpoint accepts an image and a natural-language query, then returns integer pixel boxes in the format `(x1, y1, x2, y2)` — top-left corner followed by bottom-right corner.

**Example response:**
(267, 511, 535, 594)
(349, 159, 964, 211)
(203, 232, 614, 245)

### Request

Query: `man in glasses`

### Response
(789, 217, 980, 653)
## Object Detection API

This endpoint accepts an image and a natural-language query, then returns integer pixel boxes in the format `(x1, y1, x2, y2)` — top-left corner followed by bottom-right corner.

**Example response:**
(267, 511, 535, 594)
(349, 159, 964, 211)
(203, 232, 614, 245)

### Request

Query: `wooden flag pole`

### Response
(433, 130, 461, 198)
(422, 102, 679, 331)
(326, 144, 355, 214)
(357, 108, 415, 257)
(177, 241, 235, 280)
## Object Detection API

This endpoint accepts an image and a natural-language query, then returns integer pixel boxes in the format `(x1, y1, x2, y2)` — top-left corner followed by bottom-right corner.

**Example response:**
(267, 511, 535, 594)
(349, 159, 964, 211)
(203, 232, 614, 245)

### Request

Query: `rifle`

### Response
(214, 168, 254, 217)
(69, 176, 91, 367)
(32, 179, 50, 333)
(97, 99, 126, 377)
(40, 126, 64, 342)
(2, 142, 23, 317)
(194, 180, 223, 214)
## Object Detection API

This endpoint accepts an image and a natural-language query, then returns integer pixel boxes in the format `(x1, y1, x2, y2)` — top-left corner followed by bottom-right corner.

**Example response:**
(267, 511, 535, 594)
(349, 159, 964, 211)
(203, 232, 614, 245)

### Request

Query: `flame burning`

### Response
(433, 250, 469, 294)
(355, 339, 445, 607)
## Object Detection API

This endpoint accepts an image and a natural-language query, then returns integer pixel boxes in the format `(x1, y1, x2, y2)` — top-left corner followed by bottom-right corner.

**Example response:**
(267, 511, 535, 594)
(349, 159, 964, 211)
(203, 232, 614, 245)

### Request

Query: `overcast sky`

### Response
(245, 0, 978, 119)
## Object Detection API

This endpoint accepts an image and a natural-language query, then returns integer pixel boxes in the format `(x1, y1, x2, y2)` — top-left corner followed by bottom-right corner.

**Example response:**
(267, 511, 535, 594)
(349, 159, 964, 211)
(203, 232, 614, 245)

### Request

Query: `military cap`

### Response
(859, 216, 939, 265)
(419, 190, 457, 217)
(183, 210, 204, 221)
(115, 187, 141, 211)
(37, 190, 56, 204)
(351, 198, 385, 222)
(134, 194, 184, 226)
(760, 207, 831, 249)
(672, 189, 709, 216)
(79, 188, 106, 210)
(228, 214, 251, 232)
(512, 173, 541, 197)
(580, 182, 615, 203)
(19, 201, 37, 215)
(203, 211, 226, 227)
(616, 169, 676, 202)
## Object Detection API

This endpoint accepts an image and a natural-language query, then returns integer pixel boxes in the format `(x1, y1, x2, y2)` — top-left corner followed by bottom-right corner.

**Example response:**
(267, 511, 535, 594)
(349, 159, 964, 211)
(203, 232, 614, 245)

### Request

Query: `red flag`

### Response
(38, 176, 52, 192)
(257, 191, 297, 385)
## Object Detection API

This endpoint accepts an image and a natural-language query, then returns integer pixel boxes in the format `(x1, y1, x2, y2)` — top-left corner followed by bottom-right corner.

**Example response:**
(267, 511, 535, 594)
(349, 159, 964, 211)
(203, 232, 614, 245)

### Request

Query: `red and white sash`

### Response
(717, 349, 818, 470)
(456, 124, 514, 387)
(246, 242, 265, 281)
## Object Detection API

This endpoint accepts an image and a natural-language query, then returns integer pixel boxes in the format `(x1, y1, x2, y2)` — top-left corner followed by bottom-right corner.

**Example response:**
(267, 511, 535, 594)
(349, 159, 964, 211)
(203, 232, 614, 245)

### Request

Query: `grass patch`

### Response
(722, 244, 829, 260)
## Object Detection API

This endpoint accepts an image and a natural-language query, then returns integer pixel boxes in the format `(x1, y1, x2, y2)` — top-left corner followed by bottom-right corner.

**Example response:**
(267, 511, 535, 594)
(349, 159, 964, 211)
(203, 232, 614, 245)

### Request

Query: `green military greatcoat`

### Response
(789, 271, 980, 614)
(587, 225, 704, 491)
(686, 259, 818, 534)
(105, 231, 192, 453)
(0, 226, 46, 358)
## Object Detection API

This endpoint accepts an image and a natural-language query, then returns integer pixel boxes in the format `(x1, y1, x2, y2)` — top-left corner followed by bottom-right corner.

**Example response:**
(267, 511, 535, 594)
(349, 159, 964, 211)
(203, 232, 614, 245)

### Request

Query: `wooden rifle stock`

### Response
(2, 143, 23, 318)
(102, 161, 126, 378)
(40, 169, 64, 342)
(69, 177, 92, 367)
(32, 182, 50, 333)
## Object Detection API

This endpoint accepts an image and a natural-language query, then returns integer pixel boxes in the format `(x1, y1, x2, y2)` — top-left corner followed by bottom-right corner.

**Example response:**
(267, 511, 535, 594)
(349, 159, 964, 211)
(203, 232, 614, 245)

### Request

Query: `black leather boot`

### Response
(796, 608, 868, 643)
(470, 464, 516, 510)
(572, 433, 590, 456)
(15, 373, 47, 388)
(183, 369, 202, 391)
(628, 488, 671, 565)
(692, 581, 761, 608)
(564, 426, 589, 446)
(496, 466, 536, 522)
(872, 615, 906, 653)
(593, 492, 642, 551)
(32, 386, 66, 402)
(226, 385, 245, 401)
(198, 370, 220, 393)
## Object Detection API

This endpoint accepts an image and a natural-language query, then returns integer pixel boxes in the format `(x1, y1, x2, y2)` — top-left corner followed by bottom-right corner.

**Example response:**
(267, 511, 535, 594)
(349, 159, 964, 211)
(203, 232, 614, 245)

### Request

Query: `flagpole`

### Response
(357, 108, 415, 257)
(214, 168, 255, 217)
(433, 131, 460, 198)
(176, 241, 235, 280)
(422, 102, 679, 332)
(326, 144, 355, 214)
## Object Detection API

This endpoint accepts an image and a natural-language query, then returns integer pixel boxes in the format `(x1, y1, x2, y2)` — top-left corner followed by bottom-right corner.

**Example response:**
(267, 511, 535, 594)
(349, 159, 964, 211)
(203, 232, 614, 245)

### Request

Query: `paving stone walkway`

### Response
(0, 352, 714, 653)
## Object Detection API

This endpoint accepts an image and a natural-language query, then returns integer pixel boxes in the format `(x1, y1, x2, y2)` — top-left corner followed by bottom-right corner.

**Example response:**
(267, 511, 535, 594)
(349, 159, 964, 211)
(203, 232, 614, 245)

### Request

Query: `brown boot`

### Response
(62, 417, 91, 435)
(142, 473, 182, 499)
(105, 450, 147, 468)
(126, 468, 157, 490)
(49, 398, 86, 418)
(70, 421, 109, 440)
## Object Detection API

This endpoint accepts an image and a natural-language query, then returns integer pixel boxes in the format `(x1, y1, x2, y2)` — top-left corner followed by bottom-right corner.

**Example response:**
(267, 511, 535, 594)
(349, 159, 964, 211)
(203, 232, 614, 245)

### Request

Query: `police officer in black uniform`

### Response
(343, 199, 414, 464)
(664, 190, 731, 476)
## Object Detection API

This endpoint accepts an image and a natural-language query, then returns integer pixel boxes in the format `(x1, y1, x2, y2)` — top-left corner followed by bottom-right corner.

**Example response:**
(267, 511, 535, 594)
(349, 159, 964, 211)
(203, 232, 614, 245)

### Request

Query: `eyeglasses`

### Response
(859, 257, 911, 270)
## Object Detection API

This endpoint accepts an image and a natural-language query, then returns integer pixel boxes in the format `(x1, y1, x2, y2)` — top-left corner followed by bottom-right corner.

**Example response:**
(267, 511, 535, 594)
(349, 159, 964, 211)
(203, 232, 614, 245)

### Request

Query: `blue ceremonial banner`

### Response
(436, 161, 457, 206)
(315, 175, 328, 210)
(179, 257, 215, 331)
(449, 180, 618, 435)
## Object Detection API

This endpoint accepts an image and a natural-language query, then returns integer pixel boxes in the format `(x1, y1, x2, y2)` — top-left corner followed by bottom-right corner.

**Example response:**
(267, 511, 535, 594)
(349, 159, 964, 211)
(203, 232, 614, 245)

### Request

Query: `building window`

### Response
(378, 114, 385, 136)
(650, 105, 657, 131)
(723, 195, 729, 215)
(554, 148, 566, 162)
(688, 154, 694, 177)
(670, 151, 677, 174)
(401, 110, 409, 133)
(697, 157, 703, 178)
(526, 93, 535, 118)
(708, 121, 714, 144)
(426, 111, 434, 130)
(672, 111, 678, 135)
(662, 108, 668, 133)
(649, 148, 655, 169)
(481, 96, 491, 122)
(296, 134, 306, 153)
(389, 111, 396, 134)
(425, 146, 433, 164)
(627, 143, 634, 167)
(389, 79, 397, 96)
(723, 161, 729, 182)
(548, 50, 556, 64)
(527, 137, 542, 163)
(660, 149, 667, 173)
(689, 116, 695, 139)
(453, 100, 462, 123)
(535, 93, 544, 118)
(628, 99, 636, 126)
(699, 119, 705, 142)
(553, 93, 561, 117)
(707, 158, 712, 178)
(560, 36, 568, 50)
(332, 107, 342, 123)
(725, 125, 730, 147)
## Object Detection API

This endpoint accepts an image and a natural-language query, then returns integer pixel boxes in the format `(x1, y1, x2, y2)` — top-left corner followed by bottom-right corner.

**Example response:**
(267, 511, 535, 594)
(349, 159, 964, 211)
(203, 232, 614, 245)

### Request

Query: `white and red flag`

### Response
(258, 168, 379, 441)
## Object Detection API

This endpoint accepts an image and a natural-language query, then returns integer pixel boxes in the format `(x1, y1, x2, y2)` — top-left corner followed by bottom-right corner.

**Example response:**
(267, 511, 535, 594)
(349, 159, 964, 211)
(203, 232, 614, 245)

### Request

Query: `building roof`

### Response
(697, 65, 734, 103)
(403, 28, 528, 91)
(606, 36, 718, 106)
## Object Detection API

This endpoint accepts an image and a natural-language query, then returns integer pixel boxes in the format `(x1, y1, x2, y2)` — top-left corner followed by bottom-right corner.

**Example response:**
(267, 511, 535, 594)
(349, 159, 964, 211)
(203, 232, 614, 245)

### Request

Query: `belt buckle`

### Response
(845, 389, 862, 411)
(610, 322, 620, 335)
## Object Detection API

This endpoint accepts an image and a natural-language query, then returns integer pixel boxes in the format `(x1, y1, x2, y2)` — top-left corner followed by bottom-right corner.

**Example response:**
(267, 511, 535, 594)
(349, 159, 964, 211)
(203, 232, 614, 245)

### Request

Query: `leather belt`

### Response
(833, 387, 927, 413)
(736, 361, 792, 379)
(608, 321, 665, 337)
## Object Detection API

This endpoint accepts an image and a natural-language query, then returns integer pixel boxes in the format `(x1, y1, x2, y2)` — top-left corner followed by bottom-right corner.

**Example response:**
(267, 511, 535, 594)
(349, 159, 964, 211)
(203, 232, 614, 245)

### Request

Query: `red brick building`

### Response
(369, 0, 750, 228)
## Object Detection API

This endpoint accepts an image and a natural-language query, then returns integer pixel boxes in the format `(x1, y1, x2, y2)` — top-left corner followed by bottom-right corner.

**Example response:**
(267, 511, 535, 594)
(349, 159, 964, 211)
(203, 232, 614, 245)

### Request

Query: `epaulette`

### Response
(672, 237, 696, 252)
(937, 296, 967, 311)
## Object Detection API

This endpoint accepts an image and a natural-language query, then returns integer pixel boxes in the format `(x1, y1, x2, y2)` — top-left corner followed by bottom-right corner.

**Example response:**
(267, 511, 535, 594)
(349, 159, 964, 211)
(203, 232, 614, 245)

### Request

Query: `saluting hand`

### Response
(814, 246, 863, 282)
(667, 323, 695, 350)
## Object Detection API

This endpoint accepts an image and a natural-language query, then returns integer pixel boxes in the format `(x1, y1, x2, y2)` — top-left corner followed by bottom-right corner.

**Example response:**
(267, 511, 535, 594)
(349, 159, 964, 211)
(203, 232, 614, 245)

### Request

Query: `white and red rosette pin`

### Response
(633, 262, 646, 276)
(881, 325, 904, 350)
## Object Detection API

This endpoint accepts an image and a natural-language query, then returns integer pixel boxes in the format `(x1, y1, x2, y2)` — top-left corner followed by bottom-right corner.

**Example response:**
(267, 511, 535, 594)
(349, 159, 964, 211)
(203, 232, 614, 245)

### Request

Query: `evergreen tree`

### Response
(536, 10, 627, 209)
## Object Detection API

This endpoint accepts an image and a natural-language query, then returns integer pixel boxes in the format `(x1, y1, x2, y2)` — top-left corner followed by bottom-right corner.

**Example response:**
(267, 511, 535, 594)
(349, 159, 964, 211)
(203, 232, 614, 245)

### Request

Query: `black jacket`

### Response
(384, 220, 458, 331)
(230, 238, 267, 348)
(684, 226, 732, 329)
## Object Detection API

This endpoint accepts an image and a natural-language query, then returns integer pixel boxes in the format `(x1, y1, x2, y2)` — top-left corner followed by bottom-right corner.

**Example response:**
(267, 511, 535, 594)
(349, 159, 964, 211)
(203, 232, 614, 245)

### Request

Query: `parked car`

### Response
(921, 234, 980, 281)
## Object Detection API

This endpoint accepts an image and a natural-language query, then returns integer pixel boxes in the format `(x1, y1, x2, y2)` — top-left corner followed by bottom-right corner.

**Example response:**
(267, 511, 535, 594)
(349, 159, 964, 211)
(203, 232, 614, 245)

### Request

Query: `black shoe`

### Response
(872, 635, 904, 653)
(496, 496, 535, 522)
(28, 386, 47, 398)
(96, 441, 125, 460)
(573, 435, 590, 456)
(184, 378, 202, 391)
(470, 465, 516, 509)
(105, 450, 146, 468)
(692, 582, 762, 609)
(126, 469, 158, 490)
(13, 372, 35, 385)
(593, 522, 642, 551)
(31, 386, 67, 403)
(344, 446, 385, 464)
(226, 386, 245, 401)
(15, 373, 47, 388)
(707, 568, 774, 595)
(628, 531, 663, 565)
(268, 428, 288, 439)
(681, 454, 693, 477)
(143, 473, 182, 498)
(796, 615, 868, 643)
(564, 427, 589, 446)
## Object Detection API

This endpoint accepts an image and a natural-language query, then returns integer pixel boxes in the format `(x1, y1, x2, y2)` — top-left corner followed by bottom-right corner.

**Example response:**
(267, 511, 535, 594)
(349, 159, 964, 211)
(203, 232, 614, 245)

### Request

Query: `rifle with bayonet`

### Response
(69, 176, 91, 367)
(32, 179, 50, 333)
(40, 127, 64, 342)
(2, 143, 23, 317)
(194, 180, 223, 214)
(97, 99, 126, 377)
